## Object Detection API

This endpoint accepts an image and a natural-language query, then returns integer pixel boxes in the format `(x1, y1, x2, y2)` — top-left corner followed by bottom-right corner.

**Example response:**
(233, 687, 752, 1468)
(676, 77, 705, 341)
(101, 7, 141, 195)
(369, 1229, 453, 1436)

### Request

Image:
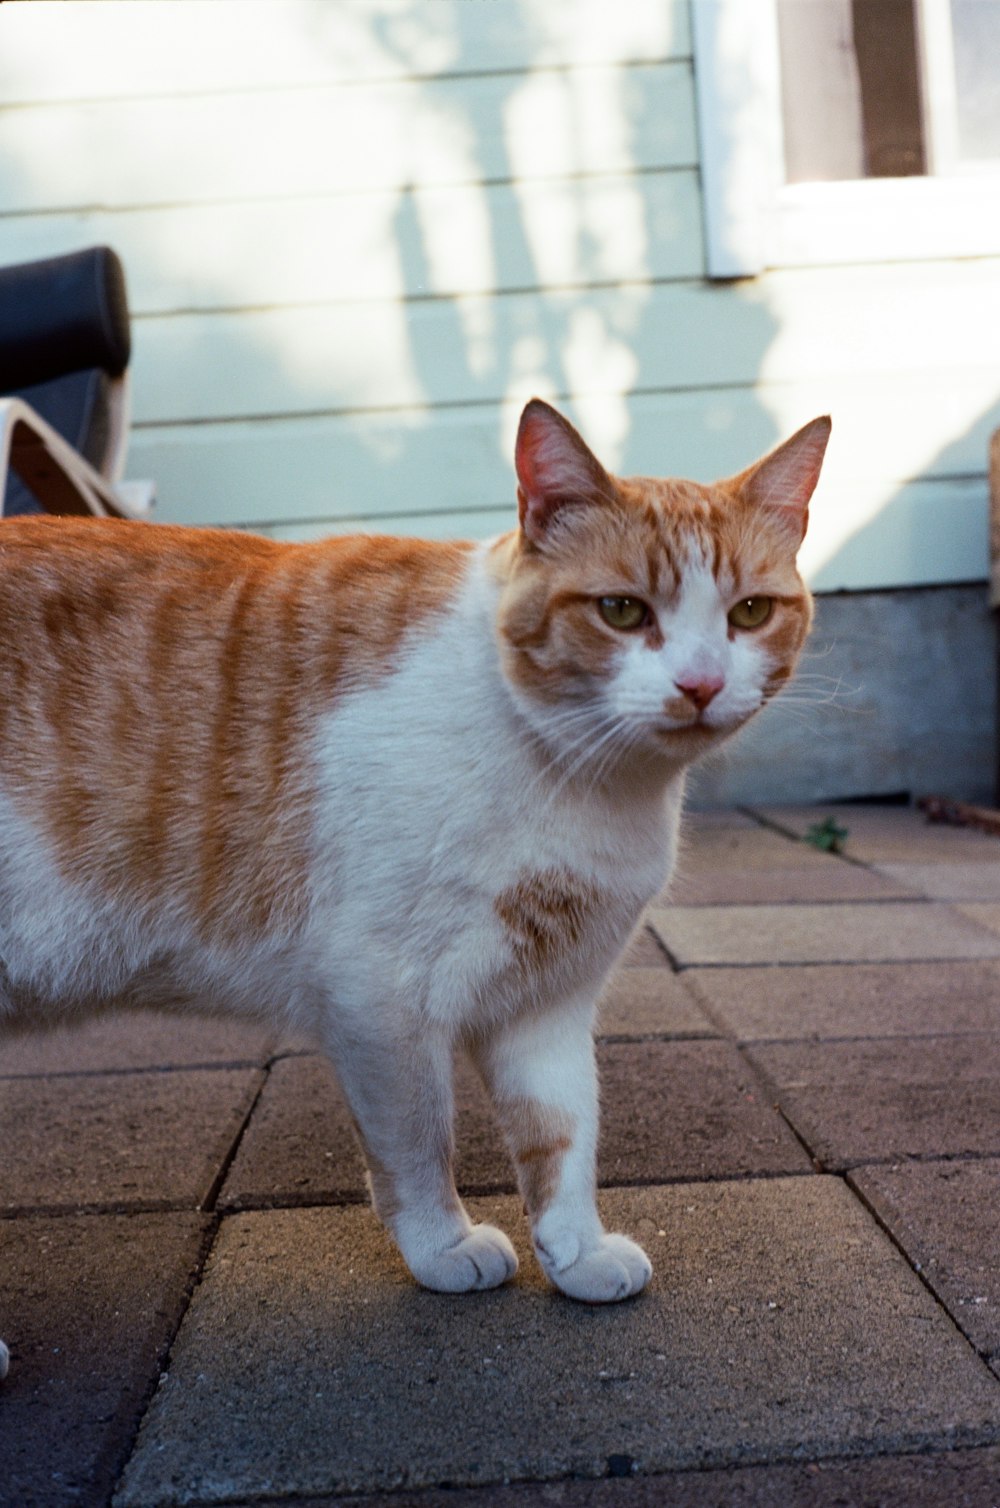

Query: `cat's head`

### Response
(495, 399, 830, 770)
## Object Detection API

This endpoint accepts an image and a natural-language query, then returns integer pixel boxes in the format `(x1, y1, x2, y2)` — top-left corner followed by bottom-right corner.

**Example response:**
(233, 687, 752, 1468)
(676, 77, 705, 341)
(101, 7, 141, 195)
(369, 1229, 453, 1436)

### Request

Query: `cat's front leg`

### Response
(471, 1000, 651, 1303)
(325, 1018, 517, 1294)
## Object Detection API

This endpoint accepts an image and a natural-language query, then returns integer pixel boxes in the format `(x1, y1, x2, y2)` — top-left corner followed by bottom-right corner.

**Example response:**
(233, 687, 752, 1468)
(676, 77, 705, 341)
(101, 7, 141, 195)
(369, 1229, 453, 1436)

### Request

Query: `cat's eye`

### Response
(598, 596, 648, 632)
(728, 596, 773, 630)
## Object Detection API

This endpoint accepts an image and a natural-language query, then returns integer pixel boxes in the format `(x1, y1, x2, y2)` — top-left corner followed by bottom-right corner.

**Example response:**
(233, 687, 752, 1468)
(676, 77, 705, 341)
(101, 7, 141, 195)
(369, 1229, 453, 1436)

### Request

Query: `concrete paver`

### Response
(595, 1041, 812, 1183)
(667, 862, 914, 905)
(874, 862, 1000, 901)
(0, 1212, 210, 1508)
(0, 1012, 277, 1076)
(955, 902, 1000, 936)
(852, 1158, 1000, 1374)
(597, 966, 716, 1038)
(747, 1035, 1000, 1168)
(756, 806, 1000, 864)
(1, 1068, 262, 1213)
(647, 901, 1000, 966)
(278, 1445, 1000, 1506)
(686, 959, 1000, 1041)
(673, 825, 834, 872)
(665, 826, 915, 903)
(115, 1181, 1000, 1506)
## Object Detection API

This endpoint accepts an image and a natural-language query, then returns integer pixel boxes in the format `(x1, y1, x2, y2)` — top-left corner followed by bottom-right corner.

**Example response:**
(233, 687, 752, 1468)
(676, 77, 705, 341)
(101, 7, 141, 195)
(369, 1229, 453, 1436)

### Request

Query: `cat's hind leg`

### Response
(325, 1018, 517, 1294)
(471, 998, 651, 1303)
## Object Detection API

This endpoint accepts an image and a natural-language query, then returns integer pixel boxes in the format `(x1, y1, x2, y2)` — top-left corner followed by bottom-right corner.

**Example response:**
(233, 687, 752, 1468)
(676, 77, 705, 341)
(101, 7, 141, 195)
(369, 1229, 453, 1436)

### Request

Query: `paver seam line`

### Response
(737, 805, 885, 871)
(845, 1168, 1000, 1386)
(669, 954, 1000, 970)
(595, 1030, 721, 1043)
(112, 1436, 1000, 1508)
(162, 1435, 1000, 1508)
(218, 1167, 823, 1216)
(732, 1028, 1000, 1049)
(108, 1212, 225, 1508)
(731, 1044, 828, 1176)
(639, 922, 677, 970)
(0, 1057, 274, 1083)
(108, 1067, 277, 1502)
(200, 1062, 274, 1215)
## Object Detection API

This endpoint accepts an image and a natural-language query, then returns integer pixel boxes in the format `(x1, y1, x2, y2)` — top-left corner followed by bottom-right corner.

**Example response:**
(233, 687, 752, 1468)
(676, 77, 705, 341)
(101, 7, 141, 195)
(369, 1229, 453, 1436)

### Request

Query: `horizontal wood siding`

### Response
(0, 0, 994, 591)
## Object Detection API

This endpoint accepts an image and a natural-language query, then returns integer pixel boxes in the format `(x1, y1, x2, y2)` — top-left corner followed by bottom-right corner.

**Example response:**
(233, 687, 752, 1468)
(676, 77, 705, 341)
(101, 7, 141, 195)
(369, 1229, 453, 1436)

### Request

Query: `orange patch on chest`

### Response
(495, 867, 602, 974)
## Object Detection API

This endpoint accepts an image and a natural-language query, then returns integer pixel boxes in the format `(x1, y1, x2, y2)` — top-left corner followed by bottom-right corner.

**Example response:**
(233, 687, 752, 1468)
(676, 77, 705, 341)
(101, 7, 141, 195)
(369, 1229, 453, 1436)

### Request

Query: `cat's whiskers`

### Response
(531, 711, 635, 811)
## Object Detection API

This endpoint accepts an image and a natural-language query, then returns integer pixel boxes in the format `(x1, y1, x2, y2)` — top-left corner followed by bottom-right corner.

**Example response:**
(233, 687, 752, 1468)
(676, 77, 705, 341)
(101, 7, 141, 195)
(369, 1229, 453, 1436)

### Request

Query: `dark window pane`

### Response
(851, 0, 926, 175)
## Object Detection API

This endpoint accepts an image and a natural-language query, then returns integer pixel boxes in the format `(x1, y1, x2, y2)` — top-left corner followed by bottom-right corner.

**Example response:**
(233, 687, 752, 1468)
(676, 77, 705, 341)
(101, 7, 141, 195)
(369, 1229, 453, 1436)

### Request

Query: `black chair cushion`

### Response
(0, 246, 130, 392)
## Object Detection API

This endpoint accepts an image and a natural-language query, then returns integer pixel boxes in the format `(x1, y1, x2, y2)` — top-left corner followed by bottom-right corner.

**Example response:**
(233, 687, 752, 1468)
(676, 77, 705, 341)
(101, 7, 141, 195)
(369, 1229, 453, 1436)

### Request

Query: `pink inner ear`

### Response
(515, 399, 612, 543)
(744, 416, 831, 539)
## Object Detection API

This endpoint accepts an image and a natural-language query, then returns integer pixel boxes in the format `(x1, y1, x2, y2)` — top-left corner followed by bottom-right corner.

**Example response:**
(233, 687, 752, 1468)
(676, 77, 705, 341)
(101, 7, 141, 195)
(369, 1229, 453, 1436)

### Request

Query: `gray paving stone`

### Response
(0, 1211, 210, 1508)
(747, 1036, 1000, 1169)
(596, 1041, 812, 1183)
(0, 1068, 263, 1213)
(956, 902, 1000, 937)
(217, 1055, 365, 1211)
(0, 1011, 278, 1077)
(852, 1159, 1000, 1374)
(756, 806, 1000, 864)
(686, 960, 1000, 1041)
(874, 862, 1000, 901)
(597, 967, 716, 1039)
(667, 863, 914, 905)
(674, 825, 829, 874)
(114, 1180, 1000, 1504)
(683, 809, 760, 830)
(219, 1042, 807, 1212)
(647, 902, 1000, 967)
(256, 1445, 1000, 1506)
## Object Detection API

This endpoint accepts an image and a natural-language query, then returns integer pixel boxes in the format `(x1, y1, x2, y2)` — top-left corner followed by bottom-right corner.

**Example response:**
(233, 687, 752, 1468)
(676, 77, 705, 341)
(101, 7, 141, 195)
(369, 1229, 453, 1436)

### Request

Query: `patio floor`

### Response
(3, 804, 1000, 1507)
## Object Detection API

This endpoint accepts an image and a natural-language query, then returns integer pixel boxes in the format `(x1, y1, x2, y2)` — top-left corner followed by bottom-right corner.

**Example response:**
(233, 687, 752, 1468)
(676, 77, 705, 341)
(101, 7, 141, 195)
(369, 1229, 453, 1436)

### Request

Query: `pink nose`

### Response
(674, 675, 725, 711)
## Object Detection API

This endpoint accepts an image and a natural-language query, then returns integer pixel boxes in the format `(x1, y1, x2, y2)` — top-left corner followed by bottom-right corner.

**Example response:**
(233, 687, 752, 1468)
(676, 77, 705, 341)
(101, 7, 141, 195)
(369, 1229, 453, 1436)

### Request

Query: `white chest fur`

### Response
(308, 546, 683, 1033)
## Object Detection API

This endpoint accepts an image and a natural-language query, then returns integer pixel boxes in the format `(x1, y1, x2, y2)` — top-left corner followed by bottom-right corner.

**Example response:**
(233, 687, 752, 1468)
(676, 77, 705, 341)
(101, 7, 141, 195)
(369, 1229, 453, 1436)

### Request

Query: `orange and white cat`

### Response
(0, 399, 829, 1375)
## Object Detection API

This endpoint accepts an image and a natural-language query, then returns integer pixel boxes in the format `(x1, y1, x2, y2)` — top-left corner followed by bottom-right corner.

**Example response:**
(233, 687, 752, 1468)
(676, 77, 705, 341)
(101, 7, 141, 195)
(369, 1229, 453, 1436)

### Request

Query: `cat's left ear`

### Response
(735, 416, 831, 544)
(515, 399, 616, 546)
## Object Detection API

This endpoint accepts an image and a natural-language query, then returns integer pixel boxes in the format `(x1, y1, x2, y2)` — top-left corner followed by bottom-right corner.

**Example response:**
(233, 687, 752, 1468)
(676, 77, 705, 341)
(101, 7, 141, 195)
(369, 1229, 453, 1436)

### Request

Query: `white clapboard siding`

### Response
(0, 0, 691, 100)
(0, 64, 696, 211)
(127, 380, 995, 589)
(128, 260, 1000, 424)
(0, 171, 702, 312)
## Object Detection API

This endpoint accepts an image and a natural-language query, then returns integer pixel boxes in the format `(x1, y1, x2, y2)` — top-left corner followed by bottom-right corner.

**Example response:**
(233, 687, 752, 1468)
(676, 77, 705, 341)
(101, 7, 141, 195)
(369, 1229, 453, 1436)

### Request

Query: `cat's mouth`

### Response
(652, 710, 741, 740)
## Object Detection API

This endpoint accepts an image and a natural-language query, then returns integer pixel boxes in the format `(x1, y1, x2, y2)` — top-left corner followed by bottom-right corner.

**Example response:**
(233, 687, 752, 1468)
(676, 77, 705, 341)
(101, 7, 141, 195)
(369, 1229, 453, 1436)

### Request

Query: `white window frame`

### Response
(692, 0, 1000, 278)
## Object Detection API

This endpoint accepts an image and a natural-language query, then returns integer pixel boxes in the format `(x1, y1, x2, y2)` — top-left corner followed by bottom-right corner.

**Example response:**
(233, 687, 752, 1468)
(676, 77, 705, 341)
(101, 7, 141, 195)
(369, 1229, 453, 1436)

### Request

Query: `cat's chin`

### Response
(647, 716, 748, 756)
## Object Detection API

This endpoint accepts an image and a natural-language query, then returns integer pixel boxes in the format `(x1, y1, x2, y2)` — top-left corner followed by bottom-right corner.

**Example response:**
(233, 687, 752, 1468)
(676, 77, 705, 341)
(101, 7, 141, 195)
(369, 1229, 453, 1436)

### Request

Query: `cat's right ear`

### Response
(515, 399, 615, 546)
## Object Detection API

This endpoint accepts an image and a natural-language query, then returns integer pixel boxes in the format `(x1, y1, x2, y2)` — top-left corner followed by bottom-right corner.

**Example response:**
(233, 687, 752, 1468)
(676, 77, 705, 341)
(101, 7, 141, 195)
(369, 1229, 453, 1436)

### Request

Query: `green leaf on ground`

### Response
(804, 817, 849, 854)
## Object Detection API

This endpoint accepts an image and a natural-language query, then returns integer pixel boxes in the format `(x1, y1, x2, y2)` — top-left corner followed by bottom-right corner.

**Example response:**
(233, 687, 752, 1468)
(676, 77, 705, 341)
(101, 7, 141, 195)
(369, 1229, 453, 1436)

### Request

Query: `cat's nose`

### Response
(674, 675, 725, 711)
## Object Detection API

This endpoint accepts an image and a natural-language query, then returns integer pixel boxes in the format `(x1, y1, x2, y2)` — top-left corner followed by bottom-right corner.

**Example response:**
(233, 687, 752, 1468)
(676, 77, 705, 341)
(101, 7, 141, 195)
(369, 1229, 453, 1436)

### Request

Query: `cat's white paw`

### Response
(536, 1230, 652, 1303)
(0, 1339, 9, 1381)
(408, 1223, 518, 1294)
